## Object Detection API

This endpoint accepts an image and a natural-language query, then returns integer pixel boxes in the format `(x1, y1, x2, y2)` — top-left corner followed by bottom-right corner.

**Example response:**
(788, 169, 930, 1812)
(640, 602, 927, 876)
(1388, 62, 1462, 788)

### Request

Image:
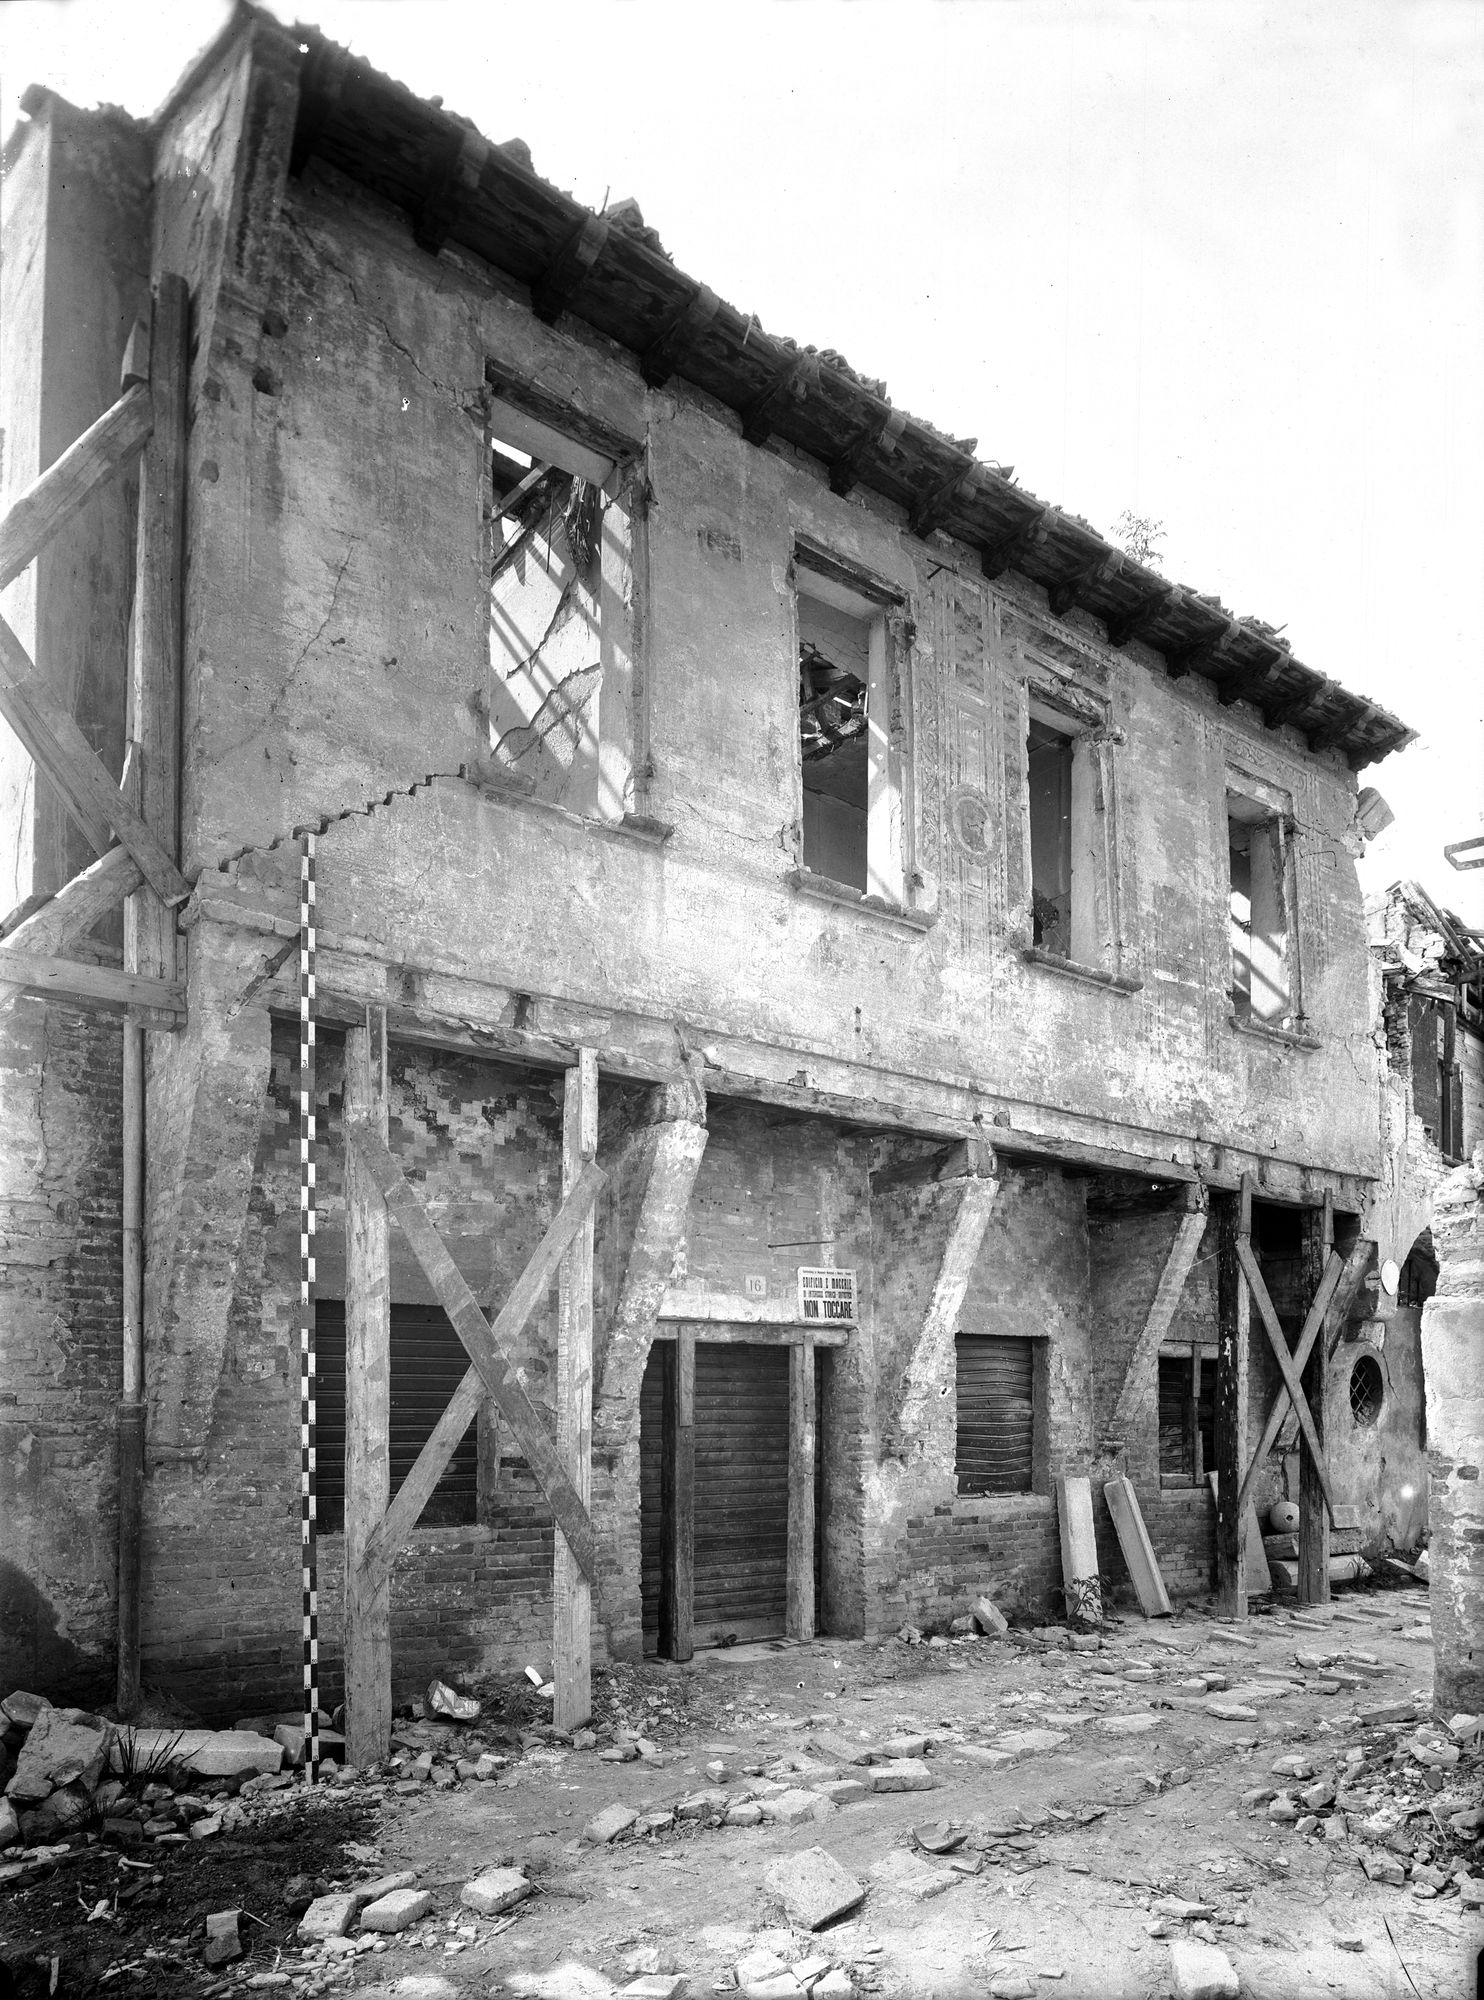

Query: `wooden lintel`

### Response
(1103, 584, 1175, 649)
(412, 126, 489, 257)
(981, 506, 1054, 581)
(640, 284, 721, 389)
(0, 611, 190, 904)
(907, 457, 977, 541)
(1046, 548, 1122, 618)
(828, 406, 906, 498)
(740, 351, 817, 446)
(350, 1127, 607, 1586)
(531, 213, 610, 325)
(0, 383, 153, 591)
(0, 945, 184, 1024)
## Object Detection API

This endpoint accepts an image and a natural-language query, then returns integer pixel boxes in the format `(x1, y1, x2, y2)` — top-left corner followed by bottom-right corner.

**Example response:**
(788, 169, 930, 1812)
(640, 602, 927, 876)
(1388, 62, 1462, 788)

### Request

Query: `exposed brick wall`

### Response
(0, 997, 124, 1701)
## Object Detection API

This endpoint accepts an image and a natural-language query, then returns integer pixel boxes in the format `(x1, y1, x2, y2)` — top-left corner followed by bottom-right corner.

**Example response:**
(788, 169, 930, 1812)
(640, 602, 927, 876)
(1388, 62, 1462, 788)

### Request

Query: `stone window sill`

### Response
(472, 770, 674, 847)
(1228, 1011, 1320, 1053)
(1020, 947, 1142, 996)
(786, 868, 935, 932)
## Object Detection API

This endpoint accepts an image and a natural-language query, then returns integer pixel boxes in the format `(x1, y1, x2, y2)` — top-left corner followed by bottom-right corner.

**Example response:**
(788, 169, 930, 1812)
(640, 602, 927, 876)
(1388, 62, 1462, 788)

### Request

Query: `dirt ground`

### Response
(3, 1577, 1480, 2000)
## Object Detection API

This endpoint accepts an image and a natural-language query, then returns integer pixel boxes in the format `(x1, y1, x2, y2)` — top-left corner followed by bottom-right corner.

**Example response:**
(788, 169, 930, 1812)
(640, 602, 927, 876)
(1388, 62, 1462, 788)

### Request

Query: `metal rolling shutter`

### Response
(955, 1334, 1034, 1496)
(313, 1301, 478, 1532)
(693, 1343, 790, 1643)
(639, 1349, 665, 1655)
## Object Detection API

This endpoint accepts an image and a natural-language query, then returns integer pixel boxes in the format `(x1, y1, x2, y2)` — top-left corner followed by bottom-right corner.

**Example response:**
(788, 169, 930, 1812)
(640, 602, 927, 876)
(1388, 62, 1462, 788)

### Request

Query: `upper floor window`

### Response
(1016, 661, 1130, 983)
(1227, 772, 1298, 1026)
(794, 548, 905, 905)
(485, 382, 637, 824)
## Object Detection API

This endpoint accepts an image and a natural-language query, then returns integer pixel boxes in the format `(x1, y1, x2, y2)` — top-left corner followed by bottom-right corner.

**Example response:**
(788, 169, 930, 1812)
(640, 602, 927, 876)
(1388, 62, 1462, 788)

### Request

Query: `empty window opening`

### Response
(1028, 714, 1074, 957)
(486, 394, 632, 821)
(1349, 1352, 1384, 1429)
(1158, 1349, 1215, 1487)
(955, 1333, 1037, 1496)
(1228, 788, 1292, 1023)
(794, 553, 905, 905)
(313, 1301, 478, 1534)
(1024, 692, 1106, 967)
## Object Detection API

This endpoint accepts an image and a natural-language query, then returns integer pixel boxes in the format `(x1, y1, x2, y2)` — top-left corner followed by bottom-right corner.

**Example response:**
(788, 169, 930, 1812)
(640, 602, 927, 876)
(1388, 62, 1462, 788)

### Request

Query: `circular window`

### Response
(1350, 1352, 1384, 1429)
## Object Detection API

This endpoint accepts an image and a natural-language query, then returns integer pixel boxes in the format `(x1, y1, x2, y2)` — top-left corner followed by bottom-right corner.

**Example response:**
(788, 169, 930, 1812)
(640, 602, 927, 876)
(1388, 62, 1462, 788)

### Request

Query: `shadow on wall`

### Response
(0, 1559, 111, 1707)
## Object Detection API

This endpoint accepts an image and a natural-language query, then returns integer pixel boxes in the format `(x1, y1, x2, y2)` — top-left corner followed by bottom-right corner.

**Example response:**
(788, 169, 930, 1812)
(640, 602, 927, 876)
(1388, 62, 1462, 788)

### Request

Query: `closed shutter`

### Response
(693, 1344, 790, 1643)
(1158, 1354, 1193, 1483)
(639, 1349, 665, 1655)
(955, 1335, 1034, 1495)
(313, 1301, 478, 1532)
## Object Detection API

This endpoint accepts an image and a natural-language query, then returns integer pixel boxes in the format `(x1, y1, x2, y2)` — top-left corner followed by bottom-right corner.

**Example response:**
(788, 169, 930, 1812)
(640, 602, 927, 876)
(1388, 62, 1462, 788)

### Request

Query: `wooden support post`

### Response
(661, 1329, 695, 1663)
(1298, 1196, 1332, 1606)
(343, 1007, 392, 1768)
(1215, 1182, 1251, 1618)
(787, 1334, 817, 1641)
(554, 1049, 597, 1733)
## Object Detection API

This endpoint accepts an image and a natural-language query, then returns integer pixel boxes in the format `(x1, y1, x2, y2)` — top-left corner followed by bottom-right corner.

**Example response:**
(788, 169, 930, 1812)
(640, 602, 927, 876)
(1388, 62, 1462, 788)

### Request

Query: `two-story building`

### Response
(0, 5, 1415, 1734)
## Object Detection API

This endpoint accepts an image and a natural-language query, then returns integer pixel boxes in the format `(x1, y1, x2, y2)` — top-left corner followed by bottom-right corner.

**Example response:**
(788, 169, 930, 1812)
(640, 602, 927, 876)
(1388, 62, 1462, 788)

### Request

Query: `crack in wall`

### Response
(494, 663, 600, 771)
(206, 765, 477, 883)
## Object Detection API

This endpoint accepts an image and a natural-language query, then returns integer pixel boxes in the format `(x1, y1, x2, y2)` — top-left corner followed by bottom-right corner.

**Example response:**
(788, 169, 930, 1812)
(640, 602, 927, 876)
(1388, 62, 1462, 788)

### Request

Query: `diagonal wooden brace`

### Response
(1103, 1188, 1208, 1448)
(1235, 1235, 1372, 1525)
(345, 1120, 606, 1590)
(0, 383, 154, 590)
(0, 611, 190, 904)
(1234, 1237, 1336, 1523)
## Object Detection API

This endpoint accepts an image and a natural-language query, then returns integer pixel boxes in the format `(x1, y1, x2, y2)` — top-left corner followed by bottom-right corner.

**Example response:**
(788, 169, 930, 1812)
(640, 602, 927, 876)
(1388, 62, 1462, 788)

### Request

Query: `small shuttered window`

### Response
(955, 1335, 1035, 1496)
(1158, 1351, 1215, 1487)
(314, 1301, 478, 1533)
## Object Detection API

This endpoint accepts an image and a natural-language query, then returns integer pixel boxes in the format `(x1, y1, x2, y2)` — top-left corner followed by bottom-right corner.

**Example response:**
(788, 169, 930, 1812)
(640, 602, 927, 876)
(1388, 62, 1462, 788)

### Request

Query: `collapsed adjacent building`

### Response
(0, 6, 1425, 1742)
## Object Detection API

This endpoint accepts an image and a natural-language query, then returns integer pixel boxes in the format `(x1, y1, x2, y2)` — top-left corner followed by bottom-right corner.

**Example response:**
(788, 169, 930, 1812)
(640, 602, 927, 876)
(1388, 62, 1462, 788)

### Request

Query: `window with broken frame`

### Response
(484, 375, 640, 824)
(793, 545, 909, 906)
(1226, 769, 1302, 1029)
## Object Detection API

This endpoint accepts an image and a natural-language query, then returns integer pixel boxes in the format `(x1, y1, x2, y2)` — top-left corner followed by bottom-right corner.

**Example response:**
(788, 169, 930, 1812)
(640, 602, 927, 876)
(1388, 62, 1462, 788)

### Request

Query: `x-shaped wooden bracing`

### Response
(0, 329, 191, 1013)
(343, 1120, 606, 1593)
(1233, 1234, 1374, 1530)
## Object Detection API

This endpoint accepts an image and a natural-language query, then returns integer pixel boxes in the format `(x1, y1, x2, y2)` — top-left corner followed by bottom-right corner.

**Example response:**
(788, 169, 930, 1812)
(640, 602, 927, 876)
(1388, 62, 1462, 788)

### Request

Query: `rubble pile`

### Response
(1, 1691, 116, 1848)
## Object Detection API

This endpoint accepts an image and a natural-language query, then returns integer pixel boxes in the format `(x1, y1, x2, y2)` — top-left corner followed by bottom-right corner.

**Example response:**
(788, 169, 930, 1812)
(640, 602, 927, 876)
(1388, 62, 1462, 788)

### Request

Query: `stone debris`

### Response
(300, 1892, 360, 1941)
(428, 1679, 481, 1721)
(988, 1729, 1069, 1762)
(912, 1821, 965, 1854)
(622, 1980, 687, 2000)
(763, 1845, 866, 1929)
(586, 1802, 640, 1844)
(971, 1597, 1009, 1637)
(202, 1908, 242, 1968)
(864, 1758, 937, 1793)
(5, 1705, 112, 1801)
(986, 1973, 1034, 2000)
(760, 1787, 831, 1825)
(360, 1886, 434, 1931)
(869, 1850, 952, 1901)
(461, 1866, 531, 1915)
(0, 1800, 19, 1849)
(1168, 1939, 1239, 1999)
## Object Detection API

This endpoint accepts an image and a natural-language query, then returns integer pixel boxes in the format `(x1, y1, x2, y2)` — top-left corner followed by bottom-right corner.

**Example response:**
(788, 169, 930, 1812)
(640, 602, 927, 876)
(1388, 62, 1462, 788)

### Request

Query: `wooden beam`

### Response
(350, 1130, 607, 1586)
(1214, 1184, 1250, 1618)
(894, 1164, 999, 1452)
(532, 212, 610, 324)
(660, 1328, 696, 1662)
(0, 944, 184, 1023)
(787, 1334, 817, 1641)
(1166, 615, 1241, 682)
(127, 274, 190, 973)
(0, 612, 189, 904)
(981, 506, 1055, 582)
(1297, 1200, 1332, 1605)
(342, 1007, 392, 1769)
(908, 452, 977, 540)
(554, 1048, 597, 1733)
(1234, 1238, 1336, 1522)
(289, 38, 349, 178)
(640, 284, 721, 389)
(1103, 583, 1175, 650)
(828, 406, 906, 498)
(1234, 1236, 1372, 1525)
(1046, 548, 1122, 619)
(0, 844, 142, 960)
(740, 350, 818, 446)
(412, 126, 488, 257)
(1102, 1188, 1208, 1450)
(0, 384, 153, 591)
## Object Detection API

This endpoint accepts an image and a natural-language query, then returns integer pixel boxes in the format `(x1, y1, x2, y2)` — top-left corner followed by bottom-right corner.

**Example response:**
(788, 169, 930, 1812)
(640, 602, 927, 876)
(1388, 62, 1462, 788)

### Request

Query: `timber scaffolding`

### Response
(0, 12, 1397, 1757)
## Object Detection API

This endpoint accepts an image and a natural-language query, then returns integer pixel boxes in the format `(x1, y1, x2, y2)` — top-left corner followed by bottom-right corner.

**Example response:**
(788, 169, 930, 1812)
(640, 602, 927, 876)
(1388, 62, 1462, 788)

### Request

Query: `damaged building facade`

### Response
(0, 8, 1421, 1734)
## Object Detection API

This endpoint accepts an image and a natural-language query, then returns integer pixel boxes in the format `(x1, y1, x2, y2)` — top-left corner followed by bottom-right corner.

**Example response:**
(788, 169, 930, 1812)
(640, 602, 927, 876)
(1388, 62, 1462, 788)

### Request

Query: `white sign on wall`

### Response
(798, 1267, 857, 1323)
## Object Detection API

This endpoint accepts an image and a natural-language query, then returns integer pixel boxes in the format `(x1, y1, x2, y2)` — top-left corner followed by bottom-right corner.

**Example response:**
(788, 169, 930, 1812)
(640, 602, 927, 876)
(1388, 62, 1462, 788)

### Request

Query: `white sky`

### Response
(4, 0, 1482, 928)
